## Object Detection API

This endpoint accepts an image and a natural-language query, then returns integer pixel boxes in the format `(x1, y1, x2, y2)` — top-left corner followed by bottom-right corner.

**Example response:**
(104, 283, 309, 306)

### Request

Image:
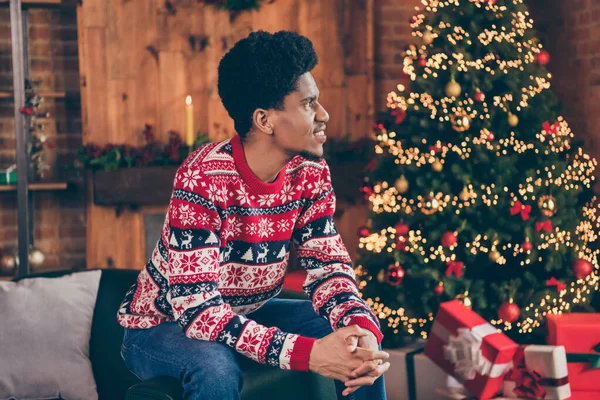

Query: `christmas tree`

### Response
(356, 0, 600, 345)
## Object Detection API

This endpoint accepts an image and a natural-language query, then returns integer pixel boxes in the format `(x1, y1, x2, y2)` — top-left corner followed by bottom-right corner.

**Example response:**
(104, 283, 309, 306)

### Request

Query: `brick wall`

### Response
(0, 6, 85, 274)
(374, 0, 420, 111)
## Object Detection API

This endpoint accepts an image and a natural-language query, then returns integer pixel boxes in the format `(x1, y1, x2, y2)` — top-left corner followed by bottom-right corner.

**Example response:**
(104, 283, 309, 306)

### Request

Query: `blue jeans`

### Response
(121, 298, 387, 400)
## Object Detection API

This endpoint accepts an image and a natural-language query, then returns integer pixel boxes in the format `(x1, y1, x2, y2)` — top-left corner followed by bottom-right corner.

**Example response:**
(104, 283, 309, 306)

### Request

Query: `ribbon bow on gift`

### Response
(510, 201, 531, 221)
(505, 348, 547, 399)
(443, 327, 496, 381)
(567, 342, 600, 370)
(535, 220, 553, 232)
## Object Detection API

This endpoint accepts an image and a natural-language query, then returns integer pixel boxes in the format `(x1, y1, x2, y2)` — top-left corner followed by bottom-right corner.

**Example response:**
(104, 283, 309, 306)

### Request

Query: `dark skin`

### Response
(239, 71, 390, 396)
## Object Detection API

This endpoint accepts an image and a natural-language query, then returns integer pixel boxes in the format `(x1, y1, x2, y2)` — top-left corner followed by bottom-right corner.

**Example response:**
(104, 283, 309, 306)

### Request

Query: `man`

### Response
(118, 30, 389, 400)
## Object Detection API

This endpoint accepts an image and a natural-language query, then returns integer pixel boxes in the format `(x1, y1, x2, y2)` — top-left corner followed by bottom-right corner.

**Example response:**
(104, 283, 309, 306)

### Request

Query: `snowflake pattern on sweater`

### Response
(117, 134, 382, 371)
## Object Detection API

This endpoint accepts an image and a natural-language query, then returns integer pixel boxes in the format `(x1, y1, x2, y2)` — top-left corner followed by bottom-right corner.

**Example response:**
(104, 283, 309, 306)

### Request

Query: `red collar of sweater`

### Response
(230, 134, 287, 195)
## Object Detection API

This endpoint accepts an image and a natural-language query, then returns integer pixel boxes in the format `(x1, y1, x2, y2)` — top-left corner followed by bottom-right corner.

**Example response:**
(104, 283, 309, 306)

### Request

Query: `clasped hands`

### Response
(308, 325, 390, 397)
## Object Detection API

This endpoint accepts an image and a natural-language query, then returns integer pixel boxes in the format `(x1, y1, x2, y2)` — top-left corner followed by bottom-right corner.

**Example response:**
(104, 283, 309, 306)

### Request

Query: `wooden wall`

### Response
(77, 0, 374, 269)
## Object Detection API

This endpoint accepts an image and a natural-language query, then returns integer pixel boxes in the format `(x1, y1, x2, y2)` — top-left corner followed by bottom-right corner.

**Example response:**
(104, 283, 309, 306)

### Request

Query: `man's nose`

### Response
(317, 104, 329, 123)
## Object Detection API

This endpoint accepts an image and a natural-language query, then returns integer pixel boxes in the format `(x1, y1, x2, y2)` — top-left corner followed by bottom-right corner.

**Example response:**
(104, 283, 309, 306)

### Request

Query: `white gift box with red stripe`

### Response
(502, 345, 571, 399)
(424, 300, 518, 400)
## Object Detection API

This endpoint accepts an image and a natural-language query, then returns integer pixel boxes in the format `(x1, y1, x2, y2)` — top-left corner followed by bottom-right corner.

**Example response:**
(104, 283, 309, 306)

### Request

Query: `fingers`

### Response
(345, 334, 359, 353)
(342, 325, 369, 343)
(344, 362, 390, 388)
(342, 386, 360, 397)
(350, 359, 379, 378)
(353, 347, 390, 362)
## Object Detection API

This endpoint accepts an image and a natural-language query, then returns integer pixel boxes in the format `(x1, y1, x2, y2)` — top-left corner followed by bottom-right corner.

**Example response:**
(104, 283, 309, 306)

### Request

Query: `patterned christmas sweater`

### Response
(117, 134, 383, 372)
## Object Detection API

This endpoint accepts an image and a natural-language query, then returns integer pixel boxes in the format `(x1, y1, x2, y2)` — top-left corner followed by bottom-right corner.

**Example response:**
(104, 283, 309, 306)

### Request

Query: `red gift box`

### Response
(425, 300, 518, 399)
(547, 313, 600, 394)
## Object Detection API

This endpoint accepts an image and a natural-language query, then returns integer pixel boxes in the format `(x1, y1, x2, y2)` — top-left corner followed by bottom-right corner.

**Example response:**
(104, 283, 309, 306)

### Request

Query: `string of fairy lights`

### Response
(356, 0, 600, 338)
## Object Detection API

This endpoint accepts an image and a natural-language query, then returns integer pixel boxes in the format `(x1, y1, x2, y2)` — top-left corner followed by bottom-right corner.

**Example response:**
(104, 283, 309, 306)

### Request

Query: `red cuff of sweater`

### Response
(289, 336, 317, 371)
(346, 316, 384, 345)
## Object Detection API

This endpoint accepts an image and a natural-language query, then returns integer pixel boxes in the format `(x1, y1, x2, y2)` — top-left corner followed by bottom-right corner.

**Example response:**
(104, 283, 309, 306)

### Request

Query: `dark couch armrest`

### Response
(126, 376, 183, 400)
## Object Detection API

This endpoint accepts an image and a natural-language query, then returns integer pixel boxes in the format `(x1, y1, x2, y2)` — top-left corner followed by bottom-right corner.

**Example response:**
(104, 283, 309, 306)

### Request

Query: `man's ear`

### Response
(253, 108, 274, 136)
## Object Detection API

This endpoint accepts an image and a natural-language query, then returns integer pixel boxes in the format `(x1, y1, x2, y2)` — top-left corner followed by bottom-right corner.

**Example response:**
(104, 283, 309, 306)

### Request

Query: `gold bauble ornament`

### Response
(456, 292, 472, 308)
(450, 111, 471, 132)
(29, 247, 45, 267)
(0, 253, 16, 275)
(432, 160, 443, 172)
(377, 269, 386, 283)
(421, 195, 440, 215)
(422, 30, 434, 45)
(459, 186, 471, 201)
(508, 113, 519, 127)
(489, 249, 501, 263)
(394, 175, 409, 193)
(538, 195, 557, 217)
(445, 80, 462, 97)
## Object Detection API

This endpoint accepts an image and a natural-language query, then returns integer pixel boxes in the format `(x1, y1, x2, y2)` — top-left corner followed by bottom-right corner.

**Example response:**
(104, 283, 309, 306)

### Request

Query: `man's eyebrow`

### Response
(301, 92, 320, 102)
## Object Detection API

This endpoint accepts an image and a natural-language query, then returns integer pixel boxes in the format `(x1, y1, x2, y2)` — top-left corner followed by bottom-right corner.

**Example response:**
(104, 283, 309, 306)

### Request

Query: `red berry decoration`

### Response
(536, 50, 551, 66)
(573, 258, 593, 279)
(434, 283, 444, 296)
(418, 58, 427, 68)
(358, 226, 370, 238)
(522, 240, 533, 252)
(385, 264, 405, 286)
(441, 231, 458, 248)
(498, 301, 520, 323)
(19, 106, 33, 115)
(395, 223, 410, 236)
(474, 90, 485, 102)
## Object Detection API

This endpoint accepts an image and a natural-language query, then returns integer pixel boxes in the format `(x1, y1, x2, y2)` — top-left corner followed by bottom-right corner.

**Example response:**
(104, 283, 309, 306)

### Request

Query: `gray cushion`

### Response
(0, 270, 101, 400)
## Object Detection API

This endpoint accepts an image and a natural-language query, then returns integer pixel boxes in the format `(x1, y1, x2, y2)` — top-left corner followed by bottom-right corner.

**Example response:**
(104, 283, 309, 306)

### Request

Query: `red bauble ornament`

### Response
(486, 131, 495, 141)
(417, 58, 427, 68)
(474, 90, 485, 102)
(441, 231, 458, 248)
(573, 258, 593, 279)
(498, 302, 520, 323)
(522, 240, 533, 252)
(536, 50, 551, 66)
(395, 223, 410, 236)
(386, 264, 405, 286)
(358, 226, 370, 237)
(434, 283, 444, 296)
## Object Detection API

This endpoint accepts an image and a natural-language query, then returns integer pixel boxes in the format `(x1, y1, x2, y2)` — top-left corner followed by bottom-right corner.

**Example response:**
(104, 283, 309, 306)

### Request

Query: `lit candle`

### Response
(185, 95, 194, 147)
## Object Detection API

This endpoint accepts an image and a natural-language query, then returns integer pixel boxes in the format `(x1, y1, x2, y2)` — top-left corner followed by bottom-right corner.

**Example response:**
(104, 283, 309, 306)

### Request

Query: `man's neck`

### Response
(240, 137, 292, 183)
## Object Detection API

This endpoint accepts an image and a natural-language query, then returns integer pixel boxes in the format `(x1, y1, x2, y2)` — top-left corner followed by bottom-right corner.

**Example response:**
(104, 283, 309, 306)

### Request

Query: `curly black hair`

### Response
(217, 30, 318, 139)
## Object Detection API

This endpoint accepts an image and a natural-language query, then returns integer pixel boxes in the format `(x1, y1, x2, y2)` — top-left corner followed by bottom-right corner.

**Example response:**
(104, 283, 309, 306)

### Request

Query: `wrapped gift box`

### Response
(424, 300, 518, 399)
(384, 341, 449, 400)
(502, 345, 570, 399)
(0, 166, 16, 185)
(547, 313, 600, 395)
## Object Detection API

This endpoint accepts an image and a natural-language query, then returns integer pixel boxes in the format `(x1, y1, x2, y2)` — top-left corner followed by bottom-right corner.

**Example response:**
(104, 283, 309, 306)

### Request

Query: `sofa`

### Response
(15, 268, 337, 400)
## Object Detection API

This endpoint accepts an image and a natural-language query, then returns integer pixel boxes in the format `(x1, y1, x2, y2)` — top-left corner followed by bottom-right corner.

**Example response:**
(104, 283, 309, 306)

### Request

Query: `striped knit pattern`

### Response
(117, 134, 382, 371)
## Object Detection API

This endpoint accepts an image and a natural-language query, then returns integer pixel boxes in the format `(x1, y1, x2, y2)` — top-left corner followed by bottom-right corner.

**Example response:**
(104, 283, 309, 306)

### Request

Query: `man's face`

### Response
(270, 72, 329, 161)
